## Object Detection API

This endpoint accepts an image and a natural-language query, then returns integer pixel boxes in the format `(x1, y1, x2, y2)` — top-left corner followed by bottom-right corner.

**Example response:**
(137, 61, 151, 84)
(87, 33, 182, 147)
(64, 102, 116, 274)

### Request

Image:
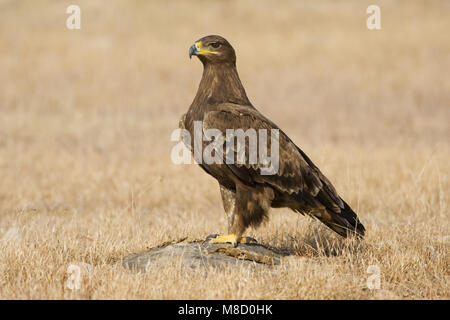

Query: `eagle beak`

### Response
(189, 43, 198, 59)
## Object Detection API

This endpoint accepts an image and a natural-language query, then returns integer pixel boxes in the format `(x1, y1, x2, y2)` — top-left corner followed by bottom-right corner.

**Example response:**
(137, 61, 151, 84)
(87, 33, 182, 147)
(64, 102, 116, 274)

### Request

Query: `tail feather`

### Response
(324, 200, 365, 238)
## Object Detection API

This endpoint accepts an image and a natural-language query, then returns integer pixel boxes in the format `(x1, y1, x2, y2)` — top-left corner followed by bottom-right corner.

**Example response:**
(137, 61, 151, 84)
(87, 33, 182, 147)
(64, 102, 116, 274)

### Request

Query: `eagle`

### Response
(180, 35, 365, 246)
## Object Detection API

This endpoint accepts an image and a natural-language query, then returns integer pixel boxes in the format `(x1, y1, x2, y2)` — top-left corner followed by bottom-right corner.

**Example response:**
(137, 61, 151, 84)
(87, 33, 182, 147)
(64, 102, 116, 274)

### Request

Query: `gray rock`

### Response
(122, 240, 288, 272)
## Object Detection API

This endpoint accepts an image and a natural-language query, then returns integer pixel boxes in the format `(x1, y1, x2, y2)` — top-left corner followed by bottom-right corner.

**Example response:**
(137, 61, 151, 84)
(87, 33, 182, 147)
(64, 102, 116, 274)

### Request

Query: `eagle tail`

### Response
(322, 200, 365, 238)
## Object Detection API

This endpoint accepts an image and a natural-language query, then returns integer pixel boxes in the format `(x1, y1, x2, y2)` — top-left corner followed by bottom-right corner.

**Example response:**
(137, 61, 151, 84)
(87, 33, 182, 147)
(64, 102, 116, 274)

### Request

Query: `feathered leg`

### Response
(204, 184, 257, 247)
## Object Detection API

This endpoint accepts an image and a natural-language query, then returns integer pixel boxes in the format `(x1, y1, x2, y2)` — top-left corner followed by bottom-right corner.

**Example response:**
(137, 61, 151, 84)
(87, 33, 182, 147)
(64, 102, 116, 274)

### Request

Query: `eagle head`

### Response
(189, 35, 236, 65)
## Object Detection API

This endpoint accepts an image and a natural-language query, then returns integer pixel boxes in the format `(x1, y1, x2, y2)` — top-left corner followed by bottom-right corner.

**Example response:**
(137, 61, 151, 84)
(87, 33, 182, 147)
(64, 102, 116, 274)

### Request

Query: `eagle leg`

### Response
(211, 184, 255, 246)
(219, 184, 237, 232)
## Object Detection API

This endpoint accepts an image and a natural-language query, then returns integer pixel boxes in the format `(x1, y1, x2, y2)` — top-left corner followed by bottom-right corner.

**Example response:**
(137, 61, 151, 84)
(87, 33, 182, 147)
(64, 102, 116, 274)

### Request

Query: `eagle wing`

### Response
(202, 103, 345, 213)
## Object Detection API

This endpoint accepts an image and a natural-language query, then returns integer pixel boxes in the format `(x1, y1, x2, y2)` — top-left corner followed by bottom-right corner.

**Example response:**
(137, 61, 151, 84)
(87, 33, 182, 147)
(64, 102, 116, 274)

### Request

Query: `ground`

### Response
(0, 0, 448, 299)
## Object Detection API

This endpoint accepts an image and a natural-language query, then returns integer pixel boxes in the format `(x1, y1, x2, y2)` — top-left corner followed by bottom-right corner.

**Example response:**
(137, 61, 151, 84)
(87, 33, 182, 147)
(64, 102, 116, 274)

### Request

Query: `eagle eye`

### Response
(210, 42, 221, 49)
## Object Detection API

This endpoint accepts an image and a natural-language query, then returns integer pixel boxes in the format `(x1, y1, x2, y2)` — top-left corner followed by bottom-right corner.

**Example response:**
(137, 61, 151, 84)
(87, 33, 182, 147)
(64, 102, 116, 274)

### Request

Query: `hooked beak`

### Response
(189, 43, 198, 59)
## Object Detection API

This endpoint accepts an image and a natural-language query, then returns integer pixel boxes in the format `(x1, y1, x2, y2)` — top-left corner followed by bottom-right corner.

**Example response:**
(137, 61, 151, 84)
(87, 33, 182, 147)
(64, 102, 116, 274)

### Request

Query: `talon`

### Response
(203, 234, 219, 243)
(240, 236, 258, 244)
(203, 234, 258, 247)
(204, 233, 238, 247)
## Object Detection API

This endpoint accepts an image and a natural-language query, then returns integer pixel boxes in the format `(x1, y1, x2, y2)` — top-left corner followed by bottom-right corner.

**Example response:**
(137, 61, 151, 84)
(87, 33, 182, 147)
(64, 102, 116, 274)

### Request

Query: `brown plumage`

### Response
(180, 35, 365, 245)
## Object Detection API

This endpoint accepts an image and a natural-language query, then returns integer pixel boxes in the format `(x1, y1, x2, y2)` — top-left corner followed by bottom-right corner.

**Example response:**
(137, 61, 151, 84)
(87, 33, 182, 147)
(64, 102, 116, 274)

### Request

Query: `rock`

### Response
(122, 239, 287, 272)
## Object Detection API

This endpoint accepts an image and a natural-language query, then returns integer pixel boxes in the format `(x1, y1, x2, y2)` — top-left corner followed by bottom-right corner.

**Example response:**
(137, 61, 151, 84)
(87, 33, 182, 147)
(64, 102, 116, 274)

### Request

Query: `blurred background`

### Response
(0, 0, 448, 299)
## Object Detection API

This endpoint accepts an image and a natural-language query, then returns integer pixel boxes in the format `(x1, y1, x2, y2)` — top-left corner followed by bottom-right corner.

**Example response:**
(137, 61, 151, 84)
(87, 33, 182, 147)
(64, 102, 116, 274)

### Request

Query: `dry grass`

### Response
(0, 0, 448, 299)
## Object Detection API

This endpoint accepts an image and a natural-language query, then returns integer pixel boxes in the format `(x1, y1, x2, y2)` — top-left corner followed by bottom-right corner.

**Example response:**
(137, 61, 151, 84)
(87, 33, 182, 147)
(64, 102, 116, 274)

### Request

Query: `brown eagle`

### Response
(180, 35, 365, 246)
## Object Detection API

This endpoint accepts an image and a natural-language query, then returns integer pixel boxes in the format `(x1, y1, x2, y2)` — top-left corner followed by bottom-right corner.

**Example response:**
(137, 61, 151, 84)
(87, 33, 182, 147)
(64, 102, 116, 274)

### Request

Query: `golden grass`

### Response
(0, 0, 448, 299)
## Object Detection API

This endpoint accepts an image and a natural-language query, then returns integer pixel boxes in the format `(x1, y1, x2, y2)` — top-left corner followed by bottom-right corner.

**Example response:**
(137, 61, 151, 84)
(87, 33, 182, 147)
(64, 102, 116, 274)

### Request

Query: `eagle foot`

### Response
(203, 234, 258, 247)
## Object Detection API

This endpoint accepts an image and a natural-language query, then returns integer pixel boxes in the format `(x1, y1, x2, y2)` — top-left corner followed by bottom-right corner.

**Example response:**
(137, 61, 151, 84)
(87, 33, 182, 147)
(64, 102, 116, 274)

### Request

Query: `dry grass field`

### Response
(0, 0, 449, 299)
